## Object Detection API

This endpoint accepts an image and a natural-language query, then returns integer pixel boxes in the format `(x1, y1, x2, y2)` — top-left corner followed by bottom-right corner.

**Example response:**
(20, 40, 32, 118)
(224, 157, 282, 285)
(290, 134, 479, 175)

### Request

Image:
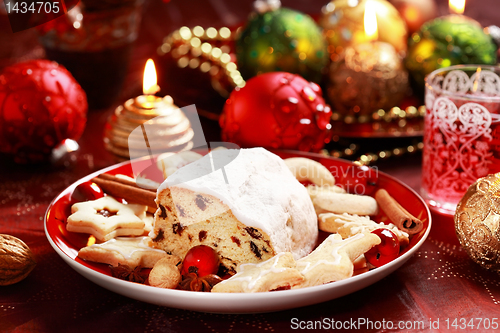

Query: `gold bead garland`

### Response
(331, 105, 426, 125)
(157, 26, 245, 97)
(321, 141, 424, 166)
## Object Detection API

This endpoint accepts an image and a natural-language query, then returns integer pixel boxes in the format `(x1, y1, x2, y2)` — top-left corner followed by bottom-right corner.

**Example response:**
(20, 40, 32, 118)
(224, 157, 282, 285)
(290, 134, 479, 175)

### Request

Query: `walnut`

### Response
(0, 234, 36, 286)
(148, 257, 181, 289)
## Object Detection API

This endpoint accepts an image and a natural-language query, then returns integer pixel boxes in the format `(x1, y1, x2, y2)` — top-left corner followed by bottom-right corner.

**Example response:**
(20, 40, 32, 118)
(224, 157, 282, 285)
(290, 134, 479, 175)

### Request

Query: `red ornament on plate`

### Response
(219, 72, 332, 152)
(181, 245, 220, 278)
(365, 229, 401, 267)
(0, 59, 87, 163)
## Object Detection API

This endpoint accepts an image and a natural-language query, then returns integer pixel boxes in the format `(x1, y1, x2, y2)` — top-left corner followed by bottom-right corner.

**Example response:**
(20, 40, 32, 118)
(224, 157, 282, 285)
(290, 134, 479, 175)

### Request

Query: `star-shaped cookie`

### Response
(294, 232, 381, 289)
(78, 236, 169, 268)
(211, 252, 305, 293)
(67, 196, 147, 241)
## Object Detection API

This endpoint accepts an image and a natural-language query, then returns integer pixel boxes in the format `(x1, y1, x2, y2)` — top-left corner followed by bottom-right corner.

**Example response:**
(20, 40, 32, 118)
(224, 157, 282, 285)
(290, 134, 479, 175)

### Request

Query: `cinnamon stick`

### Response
(98, 173, 145, 188)
(374, 189, 423, 234)
(92, 174, 156, 209)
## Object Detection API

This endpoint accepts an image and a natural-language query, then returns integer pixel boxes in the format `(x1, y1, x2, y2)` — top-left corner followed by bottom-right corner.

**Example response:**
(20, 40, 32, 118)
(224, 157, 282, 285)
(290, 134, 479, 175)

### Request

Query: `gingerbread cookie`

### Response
(67, 196, 147, 241)
(293, 233, 380, 289)
(211, 252, 304, 293)
(78, 236, 170, 268)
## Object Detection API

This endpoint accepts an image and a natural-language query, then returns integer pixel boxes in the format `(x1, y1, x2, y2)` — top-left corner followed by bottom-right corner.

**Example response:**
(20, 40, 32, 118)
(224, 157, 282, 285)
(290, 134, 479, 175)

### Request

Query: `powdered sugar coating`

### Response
(158, 148, 318, 259)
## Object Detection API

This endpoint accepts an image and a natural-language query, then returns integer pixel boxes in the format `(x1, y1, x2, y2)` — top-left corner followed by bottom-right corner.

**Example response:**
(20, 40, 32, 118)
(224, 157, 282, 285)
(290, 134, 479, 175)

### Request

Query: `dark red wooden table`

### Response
(1, 0, 500, 332)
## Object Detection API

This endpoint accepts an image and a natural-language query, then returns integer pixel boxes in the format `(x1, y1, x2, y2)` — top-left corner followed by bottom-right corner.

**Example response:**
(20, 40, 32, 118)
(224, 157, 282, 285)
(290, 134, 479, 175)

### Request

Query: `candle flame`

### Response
(143, 59, 159, 95)
(449, 0, 465, 14)
(364, 0, 378, 41)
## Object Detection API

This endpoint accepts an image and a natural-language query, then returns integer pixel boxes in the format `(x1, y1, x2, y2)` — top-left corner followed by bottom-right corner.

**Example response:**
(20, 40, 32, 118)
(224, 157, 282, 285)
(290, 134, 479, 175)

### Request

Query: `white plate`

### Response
(44, 152, 431, 313)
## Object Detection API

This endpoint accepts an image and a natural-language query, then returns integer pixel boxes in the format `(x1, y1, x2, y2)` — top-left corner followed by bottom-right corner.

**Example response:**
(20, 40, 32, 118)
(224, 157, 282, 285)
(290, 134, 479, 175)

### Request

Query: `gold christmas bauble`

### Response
(320, 0, 408, 58)
(455, 173, 500, 272)
(327, 41, 408, 117)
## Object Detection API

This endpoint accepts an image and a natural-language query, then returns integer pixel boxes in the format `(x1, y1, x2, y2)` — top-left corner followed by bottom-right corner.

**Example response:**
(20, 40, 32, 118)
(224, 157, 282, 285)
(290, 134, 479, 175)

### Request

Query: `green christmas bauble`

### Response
(236, 7, 328, 83)
(405, 15, 497, 87)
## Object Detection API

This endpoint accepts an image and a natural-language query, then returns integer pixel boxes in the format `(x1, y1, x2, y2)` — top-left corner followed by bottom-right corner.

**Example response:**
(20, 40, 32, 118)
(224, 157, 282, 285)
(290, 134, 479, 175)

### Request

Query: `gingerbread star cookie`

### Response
(293, 232, 380, 289)
(211, 252, 305, 293)
(67, 196, 147, 241)
(78, 236, 170, 268)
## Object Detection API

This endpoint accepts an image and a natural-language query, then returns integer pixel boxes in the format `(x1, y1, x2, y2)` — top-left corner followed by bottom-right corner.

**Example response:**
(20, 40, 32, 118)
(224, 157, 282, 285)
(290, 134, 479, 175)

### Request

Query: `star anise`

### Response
(110, 264, 147, 284)
(178, 267, 223, 292)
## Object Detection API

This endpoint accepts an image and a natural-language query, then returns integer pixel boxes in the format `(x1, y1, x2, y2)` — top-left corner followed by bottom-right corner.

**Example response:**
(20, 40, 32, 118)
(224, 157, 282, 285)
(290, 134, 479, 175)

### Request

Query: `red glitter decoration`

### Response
(219, 72, 332, 152)
(0, 59, 87, 163)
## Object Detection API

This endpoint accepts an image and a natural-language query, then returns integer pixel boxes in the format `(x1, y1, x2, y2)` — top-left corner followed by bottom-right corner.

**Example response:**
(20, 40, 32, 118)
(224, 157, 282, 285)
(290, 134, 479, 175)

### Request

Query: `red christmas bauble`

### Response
(0, 59, 88, 163)
(219, 72, 332, 152)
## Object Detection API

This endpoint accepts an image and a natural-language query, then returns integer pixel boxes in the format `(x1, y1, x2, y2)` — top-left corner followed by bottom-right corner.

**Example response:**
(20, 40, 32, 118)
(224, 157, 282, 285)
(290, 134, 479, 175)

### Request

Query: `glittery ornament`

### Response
(219, 72, 332, 152)
(406, 15, 498, 87)
(320, 0, 408, 60)
(455, 173, 500, 272)
(236, 5, 328, 83)
(327, 41, 408, 117)
(0, 60, 88, 163)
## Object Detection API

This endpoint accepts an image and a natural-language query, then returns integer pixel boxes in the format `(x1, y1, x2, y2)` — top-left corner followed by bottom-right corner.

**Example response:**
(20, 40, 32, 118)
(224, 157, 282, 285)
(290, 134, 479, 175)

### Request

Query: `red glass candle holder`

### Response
(422, 65, 500, 214)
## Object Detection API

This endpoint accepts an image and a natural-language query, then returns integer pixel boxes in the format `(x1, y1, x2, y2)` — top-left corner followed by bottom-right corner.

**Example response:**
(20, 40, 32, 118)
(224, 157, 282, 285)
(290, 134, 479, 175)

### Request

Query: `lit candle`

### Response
(104, 59, 194, 160)
(327, 2, 408, 119)
(320, 0, 408, 60)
